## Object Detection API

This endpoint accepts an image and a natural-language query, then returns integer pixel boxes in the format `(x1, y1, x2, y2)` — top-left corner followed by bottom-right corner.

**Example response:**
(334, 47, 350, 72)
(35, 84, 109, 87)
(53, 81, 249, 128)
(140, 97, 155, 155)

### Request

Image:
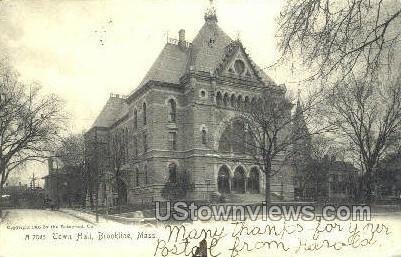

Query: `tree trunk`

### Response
(365, 167, 376, 204)
(0, 184, 3, 217)
(265, 173, 271, 204)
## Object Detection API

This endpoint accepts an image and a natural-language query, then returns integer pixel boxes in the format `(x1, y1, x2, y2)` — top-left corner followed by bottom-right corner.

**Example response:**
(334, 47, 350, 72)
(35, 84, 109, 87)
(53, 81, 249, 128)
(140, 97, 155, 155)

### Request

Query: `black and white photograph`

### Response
(1, 0, 401, 257)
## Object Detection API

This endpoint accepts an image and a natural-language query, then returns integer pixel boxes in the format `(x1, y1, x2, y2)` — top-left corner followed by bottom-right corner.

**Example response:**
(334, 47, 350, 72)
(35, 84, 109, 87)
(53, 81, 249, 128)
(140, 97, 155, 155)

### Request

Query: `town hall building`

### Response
(86, 4, 295, 206)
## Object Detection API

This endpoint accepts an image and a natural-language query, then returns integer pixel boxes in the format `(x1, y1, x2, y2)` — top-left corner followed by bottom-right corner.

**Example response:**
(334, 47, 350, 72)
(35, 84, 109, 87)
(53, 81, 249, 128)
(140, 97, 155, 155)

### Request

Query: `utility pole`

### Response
(30, 173, 37, 189)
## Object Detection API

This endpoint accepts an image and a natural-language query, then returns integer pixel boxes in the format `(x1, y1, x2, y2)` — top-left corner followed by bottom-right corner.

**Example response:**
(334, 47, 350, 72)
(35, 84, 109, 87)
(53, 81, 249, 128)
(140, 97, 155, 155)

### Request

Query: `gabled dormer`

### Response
(215, 40, 263, 82)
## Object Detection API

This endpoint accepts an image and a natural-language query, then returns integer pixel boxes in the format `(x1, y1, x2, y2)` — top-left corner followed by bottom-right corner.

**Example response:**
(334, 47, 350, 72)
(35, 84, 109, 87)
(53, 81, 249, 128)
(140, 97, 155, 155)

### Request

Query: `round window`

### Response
(234, 59, 245, 74)
(200, 90, 206, 98)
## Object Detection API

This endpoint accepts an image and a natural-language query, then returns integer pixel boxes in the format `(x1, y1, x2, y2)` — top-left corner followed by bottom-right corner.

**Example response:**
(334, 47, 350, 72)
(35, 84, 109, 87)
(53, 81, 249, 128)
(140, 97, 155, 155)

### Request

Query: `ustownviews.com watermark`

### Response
(155, 202, 371, 222)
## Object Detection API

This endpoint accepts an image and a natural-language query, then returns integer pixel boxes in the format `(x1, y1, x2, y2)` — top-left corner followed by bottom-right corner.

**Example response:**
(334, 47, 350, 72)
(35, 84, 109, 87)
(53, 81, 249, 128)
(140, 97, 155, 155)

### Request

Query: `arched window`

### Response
(125, 128, 129, 161)
(169, 132, 177, 150)
(202, 128, 207, 145)
(237, 95, 243, 109)
(144, 164, 148, 185)
(135, 168, 140, 187)
(143, 102, 147, 125)
(133, 109, 137, 130)
(251, 97, 256, 110)
(133, 136, 138, 156)
(168, 99, 176, 122)
(230, 94, 236, 108)
(168, 163, 177, 183)
(247, 168, 260, 194)
(223, 93, 229, 106)
(244, 96, 250, 110)
(216, 91, 222, 106)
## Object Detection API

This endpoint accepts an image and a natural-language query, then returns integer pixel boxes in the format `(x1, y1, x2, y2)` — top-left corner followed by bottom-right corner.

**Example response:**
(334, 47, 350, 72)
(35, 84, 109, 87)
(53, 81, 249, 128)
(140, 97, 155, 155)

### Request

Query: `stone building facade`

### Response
(86, 7, 295, 206)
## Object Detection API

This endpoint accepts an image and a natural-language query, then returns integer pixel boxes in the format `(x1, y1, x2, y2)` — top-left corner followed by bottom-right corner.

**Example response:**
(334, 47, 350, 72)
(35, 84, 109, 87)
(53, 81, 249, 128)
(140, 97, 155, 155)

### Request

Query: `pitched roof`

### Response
(91, 96, 128, 128)
(135, 43, 191, 90)
(92, 15, 278, 129)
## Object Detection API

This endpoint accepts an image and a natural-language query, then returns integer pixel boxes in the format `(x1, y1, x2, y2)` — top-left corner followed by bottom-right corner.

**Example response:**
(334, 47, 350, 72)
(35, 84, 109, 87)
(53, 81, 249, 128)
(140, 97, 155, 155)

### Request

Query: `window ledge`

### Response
(166, 123, 178, 130)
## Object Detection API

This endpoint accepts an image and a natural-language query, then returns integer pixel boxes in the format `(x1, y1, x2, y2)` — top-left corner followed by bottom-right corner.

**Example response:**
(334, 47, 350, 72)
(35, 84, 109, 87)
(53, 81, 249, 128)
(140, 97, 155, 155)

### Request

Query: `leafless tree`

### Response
(54, 133, 86, 207)
(277, 0, 401, 82)
(0, 63, 65, 213)
(109, 129, 129, 209)
(57, 133, 85, 169)
(84, 128, 110, 221)
(322, 74, 401, 202)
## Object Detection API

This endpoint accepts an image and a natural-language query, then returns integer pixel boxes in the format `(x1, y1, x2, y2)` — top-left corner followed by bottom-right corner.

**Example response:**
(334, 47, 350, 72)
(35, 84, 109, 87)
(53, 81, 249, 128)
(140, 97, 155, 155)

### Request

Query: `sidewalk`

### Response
(58, 208, 156, 226)
(58, 208, 112, 225)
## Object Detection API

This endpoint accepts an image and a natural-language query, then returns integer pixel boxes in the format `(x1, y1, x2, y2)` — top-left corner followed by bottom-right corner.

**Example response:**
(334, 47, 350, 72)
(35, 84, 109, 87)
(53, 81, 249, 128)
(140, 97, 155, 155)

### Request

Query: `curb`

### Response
(57, 209, 96, 225)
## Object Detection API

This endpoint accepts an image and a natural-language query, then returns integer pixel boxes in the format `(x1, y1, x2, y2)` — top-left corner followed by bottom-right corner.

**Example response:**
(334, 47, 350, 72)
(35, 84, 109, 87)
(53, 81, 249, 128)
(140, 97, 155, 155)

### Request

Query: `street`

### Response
(1, 209, 92, 225)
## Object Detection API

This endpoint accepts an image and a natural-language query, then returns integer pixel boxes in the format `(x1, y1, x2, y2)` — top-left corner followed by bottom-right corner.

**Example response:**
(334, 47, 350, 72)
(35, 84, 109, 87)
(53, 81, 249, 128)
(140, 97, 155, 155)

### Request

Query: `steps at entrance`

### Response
(223, 193, 282, 204)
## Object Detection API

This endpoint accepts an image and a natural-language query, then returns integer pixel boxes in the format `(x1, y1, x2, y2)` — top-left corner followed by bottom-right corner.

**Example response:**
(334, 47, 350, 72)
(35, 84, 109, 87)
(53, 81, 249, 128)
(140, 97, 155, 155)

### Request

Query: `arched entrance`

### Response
(117, 178, 128, 205)
(233, 166, 246, 194)
(248, 167, 260, 194)
(217, 166, 230, 194)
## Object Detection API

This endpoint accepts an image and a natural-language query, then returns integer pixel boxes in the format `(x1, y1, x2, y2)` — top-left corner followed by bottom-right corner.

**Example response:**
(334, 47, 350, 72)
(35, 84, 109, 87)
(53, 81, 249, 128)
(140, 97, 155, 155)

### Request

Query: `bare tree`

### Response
(57, 133, 85, 169)
(84, 128, 110, 222)
(54, 133, 86, 207)
(109, 129, 129, 210)
(323, 74, 401, 202)
(277, 0, 401, 82)
(0, 63, 65, 213)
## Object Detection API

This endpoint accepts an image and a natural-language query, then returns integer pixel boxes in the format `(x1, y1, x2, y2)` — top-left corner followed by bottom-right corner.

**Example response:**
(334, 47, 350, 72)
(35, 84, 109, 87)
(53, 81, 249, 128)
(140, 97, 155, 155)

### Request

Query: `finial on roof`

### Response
(205, 0, 218, 23)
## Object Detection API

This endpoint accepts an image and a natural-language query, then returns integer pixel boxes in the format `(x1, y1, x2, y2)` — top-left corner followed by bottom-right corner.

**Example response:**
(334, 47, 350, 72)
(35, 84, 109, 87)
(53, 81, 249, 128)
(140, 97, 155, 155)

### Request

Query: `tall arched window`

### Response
(216, 92, 222, 106)
(133, 109, 137, 130)
(125, 128, 129, 161)
(168, 163, 177, 183)
(244, 96, 250, 110)
(202, 128, 207, 145)
(144, 164, 148, 185)
(230, 94, 236, 108)
(133, 136, 138, 156)
(223, 93, 229, 106)
(135, 168, 140, 187)
(168, 99, 176, 122)
(143, 102, 147, 125)
(237, 95, 243, 109)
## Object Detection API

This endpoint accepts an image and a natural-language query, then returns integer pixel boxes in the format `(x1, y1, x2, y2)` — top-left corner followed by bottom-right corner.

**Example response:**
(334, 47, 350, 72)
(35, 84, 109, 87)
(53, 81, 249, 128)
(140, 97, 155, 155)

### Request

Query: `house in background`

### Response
(43, 156, 85, 208)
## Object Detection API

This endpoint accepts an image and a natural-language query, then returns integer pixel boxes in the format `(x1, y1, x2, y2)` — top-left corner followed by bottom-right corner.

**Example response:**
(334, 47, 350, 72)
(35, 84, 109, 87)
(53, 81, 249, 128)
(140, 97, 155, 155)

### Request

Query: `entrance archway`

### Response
(248, 167, 260, 194)
(217, 166, 230, 194)
(117, 178, 128, 205)
(233, 166, 246, 194)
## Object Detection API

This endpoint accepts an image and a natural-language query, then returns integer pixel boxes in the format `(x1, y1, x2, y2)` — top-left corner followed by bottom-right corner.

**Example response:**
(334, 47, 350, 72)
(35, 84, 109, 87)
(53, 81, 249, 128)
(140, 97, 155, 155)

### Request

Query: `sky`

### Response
(0, 0, 298, 185)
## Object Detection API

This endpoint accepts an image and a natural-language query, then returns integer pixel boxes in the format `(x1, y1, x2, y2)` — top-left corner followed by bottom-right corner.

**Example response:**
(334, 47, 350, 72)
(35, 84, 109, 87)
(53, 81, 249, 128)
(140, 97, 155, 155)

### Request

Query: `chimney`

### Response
(178, 29, 186, 48)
